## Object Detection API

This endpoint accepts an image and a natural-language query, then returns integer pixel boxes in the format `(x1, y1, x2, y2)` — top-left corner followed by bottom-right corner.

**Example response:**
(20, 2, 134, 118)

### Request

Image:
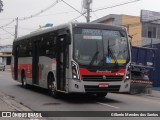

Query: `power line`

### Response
(0, 10, 76, 21)
(35, 11, 76, 17)
(93, 0, 141, 12)
(0, 0, 143, 38)
(0, 0, 62, 28)
(19, 0, 62, 21)
(0, 19, 16, 29)
(0, 0, 142, 28)
(61, 0, 86, 18)
(71, 12, 86, 22)
(0, 27, 15, 36)
(0, 0, 62, 40)
(92, 12, 98, 19)
(72, 0, 142, 22)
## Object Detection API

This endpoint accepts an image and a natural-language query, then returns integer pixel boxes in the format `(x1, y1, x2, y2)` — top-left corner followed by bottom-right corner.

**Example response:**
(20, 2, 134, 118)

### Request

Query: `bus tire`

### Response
(21, 71, 28, 88)
(96, 92, 108, 98)
(48, 74, 60, 98)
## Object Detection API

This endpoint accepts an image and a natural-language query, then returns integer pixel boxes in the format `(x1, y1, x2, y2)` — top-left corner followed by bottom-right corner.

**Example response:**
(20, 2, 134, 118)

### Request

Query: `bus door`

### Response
(14, 45, 19, 80)
(32, 41, 40, 85)
(56, 35, 68, 91)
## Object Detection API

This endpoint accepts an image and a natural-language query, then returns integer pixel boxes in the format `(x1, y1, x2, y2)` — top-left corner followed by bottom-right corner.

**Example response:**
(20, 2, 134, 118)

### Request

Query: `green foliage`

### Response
(0, 0, 3, 12)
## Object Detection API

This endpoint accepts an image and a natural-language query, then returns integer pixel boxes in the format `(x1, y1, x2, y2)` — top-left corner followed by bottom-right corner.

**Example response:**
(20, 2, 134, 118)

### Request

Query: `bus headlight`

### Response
(71, 61, 80, 80)
(125, 65, 131, 81)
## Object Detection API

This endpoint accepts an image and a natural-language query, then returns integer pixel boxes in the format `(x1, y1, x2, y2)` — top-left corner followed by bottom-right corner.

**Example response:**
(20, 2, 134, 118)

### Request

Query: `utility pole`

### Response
(83, 0, 92, 22)
(86, 0, 91, 23)
(15, 17, 18, 39)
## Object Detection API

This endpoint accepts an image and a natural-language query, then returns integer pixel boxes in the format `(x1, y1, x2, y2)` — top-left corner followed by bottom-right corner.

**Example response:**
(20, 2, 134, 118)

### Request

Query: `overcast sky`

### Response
(0, 0, 159, 45)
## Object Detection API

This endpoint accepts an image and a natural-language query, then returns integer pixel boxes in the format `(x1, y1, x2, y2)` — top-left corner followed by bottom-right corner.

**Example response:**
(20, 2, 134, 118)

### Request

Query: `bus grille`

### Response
(82, 75, 123, 82)
(84, 85, 120, 93)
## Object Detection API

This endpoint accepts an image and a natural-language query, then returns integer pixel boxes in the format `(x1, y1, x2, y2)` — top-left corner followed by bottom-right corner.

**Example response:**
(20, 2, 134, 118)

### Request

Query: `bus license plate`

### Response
(99, 84, 109, 88)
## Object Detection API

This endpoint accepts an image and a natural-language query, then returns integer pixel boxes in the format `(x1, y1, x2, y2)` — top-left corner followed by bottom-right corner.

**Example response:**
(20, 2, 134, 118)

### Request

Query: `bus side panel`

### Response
(17, 57, 33, 85)
(16, 56, 54, 89)
(38, 56, 53, 89)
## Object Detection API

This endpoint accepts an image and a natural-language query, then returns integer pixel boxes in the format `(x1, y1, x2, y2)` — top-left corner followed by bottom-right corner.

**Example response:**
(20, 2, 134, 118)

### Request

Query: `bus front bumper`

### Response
(68, 79, 121, 93)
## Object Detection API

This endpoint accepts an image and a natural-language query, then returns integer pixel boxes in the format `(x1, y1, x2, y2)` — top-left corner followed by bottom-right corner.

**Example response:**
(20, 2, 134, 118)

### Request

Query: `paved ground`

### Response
(147, 90, 160, 98)
(0, 70, 160, 120)
(0, 89, 160, 120)
(0, 91, 46, 119)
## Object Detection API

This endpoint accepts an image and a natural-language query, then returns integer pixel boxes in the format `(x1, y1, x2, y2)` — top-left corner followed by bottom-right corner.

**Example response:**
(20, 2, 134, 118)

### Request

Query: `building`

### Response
(92, 14, 142, 46)
(93, 10, 160, 47)
(141, 10, 160, 47)
(0, 45, 12, 65)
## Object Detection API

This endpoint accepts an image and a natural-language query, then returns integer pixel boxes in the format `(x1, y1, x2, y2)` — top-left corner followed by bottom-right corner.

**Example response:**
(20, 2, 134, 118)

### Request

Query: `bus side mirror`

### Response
(129, 40, 132, 48)
(128, 35, 133, 40)
(128, 35, 132, 48)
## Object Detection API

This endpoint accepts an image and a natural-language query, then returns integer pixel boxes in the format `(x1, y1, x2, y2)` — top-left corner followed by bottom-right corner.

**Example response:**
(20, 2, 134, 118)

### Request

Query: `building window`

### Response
(148, 26, 156, 38)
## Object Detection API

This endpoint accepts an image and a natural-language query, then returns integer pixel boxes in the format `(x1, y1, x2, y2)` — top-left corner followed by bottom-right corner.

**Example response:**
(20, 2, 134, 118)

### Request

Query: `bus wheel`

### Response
(96, 92, 108, 98)
(21, 72, 27, 88)
(48, 74, 59, 98)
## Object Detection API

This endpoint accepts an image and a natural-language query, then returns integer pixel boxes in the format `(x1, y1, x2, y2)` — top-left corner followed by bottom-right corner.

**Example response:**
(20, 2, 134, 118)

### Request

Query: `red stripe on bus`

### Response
(13, 64, 40, 79)
(79, 68, 125, 80)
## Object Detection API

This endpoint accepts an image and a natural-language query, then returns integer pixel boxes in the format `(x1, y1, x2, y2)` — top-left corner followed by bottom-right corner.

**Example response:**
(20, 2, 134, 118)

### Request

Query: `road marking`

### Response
(96, 102, 120, 109)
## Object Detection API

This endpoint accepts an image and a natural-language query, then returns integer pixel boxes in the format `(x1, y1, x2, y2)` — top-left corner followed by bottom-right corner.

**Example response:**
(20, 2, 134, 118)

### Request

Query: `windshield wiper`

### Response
(88, 42, 99, 68)
(89, 51, 99, 67)
(107, 40, 119, 68)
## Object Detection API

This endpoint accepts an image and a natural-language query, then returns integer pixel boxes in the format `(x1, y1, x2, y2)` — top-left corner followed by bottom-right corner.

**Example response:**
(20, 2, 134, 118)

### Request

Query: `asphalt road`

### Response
(0, 71, 160, 120)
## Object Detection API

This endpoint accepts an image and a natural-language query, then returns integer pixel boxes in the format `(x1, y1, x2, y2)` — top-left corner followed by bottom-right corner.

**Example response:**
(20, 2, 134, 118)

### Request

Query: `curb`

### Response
(0, 92, 46, 120)
(0, 92, 32, 111)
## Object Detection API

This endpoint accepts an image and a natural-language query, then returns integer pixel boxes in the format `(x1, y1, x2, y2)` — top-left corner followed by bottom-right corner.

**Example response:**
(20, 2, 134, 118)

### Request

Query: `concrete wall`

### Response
(92, 14, 142, 46)
(92, 14, 122, 26)
(142, 38, 160, 46)
(122, 15, 142, 46)
(100, 19, 113, 24)
(141, 23, 160, 46)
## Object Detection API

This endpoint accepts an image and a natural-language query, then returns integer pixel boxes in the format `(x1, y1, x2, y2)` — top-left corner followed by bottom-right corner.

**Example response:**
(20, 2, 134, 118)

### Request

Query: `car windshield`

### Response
(73, 28, 130, 67)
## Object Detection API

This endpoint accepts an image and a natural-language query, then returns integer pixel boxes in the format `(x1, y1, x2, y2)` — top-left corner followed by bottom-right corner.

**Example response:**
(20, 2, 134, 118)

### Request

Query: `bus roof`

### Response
(14, 23, 70, 42)
(14, 22, 126, 42)
(72, 22, 126, 31)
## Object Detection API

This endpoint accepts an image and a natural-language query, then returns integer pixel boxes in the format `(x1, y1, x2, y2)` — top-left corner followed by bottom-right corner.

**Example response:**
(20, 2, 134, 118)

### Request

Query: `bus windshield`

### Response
(73, 28, 130, 67)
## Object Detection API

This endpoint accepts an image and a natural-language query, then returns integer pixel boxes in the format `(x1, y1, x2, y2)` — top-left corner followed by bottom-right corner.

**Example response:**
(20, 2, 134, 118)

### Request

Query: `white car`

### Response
(0, 63, 5, 71)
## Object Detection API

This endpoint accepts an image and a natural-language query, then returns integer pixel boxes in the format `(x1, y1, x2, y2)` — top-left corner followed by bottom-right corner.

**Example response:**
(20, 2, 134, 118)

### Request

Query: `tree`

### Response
(0, 0, 3, 13)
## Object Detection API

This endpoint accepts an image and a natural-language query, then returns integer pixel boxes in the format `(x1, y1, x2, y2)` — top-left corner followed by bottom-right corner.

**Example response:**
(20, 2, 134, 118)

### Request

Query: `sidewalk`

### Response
(0, 91, 46, 120)
(0, 92, 32, 111)
(5, 65, 11, 72)
(150, 90, 160, 98)
(152, 87, 160, 91)
(143, 88, 160, 99)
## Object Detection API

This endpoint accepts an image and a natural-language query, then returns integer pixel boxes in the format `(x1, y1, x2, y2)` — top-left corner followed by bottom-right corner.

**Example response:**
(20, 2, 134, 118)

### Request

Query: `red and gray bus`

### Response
(11, 23, 131, 97)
